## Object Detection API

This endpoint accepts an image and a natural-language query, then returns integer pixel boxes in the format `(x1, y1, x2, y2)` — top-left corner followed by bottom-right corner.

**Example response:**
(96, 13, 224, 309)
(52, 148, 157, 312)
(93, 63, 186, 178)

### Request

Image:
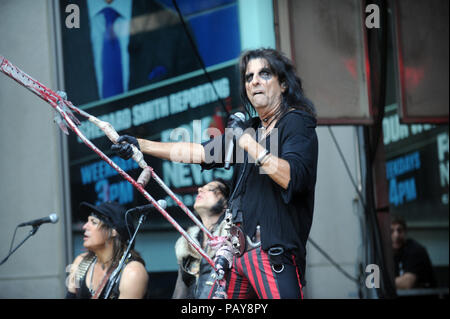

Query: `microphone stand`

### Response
(0, 225, 40, 266)
(103, 210, 146, 299)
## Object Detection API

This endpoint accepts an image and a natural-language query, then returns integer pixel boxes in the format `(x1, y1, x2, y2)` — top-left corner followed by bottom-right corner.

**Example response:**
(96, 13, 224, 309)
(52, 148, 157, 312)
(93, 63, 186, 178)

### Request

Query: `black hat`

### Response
(79, 201, 134, 242)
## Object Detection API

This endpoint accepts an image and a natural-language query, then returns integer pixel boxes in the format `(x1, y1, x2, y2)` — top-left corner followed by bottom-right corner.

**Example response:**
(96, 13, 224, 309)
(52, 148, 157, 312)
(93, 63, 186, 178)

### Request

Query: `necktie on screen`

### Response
(101, 7, 123, 98)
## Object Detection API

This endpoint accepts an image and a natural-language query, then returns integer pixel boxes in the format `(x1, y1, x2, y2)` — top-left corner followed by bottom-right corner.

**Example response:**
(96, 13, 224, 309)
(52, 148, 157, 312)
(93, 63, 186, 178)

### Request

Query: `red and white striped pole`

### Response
(0, 55, 217, 268)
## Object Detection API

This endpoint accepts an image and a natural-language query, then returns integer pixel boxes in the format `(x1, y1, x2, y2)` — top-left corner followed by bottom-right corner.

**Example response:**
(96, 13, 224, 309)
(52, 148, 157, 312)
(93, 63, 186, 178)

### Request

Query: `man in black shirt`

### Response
(112, 48, 318, 299)
(391, 216, 436, 289)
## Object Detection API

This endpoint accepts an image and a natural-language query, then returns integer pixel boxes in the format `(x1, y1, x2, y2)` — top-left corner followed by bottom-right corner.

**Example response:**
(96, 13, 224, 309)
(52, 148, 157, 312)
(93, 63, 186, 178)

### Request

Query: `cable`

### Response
(171, 0, 230, 118)
(367, 0, 388, 164)
(363, 0, 397, 298)
(1, 225, 37, 266)
(328, 126, 367, 209)
(125, 210, 133, 241)
(324, 0, 394, 298)
(308, 237, 359, 283)
(0, 226, 20, 265)
(8, 226, 19, 254)
(172, 0, 366, 290)
(170, 0, 385, 295)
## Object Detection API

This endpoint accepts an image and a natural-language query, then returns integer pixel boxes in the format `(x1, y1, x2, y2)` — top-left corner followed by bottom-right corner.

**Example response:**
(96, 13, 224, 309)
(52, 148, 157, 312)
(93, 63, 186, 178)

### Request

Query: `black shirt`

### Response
(394, 238, 436, 288)
(201, 110, 318, 282)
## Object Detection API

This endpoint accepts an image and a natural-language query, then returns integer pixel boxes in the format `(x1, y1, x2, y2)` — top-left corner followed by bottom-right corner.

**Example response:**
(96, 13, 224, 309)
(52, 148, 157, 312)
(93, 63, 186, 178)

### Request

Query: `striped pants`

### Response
(221, 246, 304, 299)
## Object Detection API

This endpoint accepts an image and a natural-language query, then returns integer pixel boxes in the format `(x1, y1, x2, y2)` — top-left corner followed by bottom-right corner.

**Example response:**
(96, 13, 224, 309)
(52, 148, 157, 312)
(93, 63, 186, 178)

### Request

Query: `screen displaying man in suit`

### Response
(60, 0, 200, 105)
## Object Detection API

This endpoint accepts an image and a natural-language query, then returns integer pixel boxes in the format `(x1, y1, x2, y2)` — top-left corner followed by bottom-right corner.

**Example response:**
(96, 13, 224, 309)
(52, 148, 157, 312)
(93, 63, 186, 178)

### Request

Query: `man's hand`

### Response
(111, 135, 140, 160)
(226, 113, 247, 131)
(225, 113, 250, 147)
(395, 273, 417, 290)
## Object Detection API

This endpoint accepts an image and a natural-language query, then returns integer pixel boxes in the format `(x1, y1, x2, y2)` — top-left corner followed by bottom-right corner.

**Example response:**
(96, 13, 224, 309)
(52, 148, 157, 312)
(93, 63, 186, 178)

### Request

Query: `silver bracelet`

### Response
(255, 149, 270, 167)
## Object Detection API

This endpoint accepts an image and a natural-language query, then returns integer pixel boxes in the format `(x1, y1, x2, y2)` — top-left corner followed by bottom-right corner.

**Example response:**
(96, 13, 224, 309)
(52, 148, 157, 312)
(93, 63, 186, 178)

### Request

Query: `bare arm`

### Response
(395, 272, 417, 290)
(238, 133, 291, 190)
(118, 261, 149, 299)
(138, 139, 205, 164)
(66, 253, 88, 294)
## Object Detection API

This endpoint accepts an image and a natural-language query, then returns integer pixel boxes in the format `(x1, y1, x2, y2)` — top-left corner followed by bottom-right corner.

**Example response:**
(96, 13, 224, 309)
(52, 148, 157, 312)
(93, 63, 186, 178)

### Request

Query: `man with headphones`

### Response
(172, 178, 230, 299)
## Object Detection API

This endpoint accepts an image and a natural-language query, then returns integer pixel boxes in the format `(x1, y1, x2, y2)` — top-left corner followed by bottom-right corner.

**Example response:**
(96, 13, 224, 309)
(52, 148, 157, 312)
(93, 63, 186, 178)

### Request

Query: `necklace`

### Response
(88, 257, 109, 296)
(262, 108, 282, 130)
(260, 112, 280, 140)
(262, 116, 276, 130)
(88, 257, 97, 295)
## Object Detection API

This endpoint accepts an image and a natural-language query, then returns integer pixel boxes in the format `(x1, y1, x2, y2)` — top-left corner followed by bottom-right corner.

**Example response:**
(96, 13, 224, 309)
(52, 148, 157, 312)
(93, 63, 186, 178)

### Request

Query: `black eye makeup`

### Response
(259, 68, 273, 80)
(245, 67, 273, 83)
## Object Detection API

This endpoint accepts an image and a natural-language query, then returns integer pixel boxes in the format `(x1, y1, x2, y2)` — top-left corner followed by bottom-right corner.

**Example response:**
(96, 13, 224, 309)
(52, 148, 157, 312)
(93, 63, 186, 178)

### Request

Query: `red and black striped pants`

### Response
(218, 246, 304, 299)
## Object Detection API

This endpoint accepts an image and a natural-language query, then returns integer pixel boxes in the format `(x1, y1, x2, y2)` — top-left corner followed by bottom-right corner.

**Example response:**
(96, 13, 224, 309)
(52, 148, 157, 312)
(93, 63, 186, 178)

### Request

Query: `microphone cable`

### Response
(171, 0, 230, 118)
(0, 226, 20, 265)
(308, 237, 360, 283)
(171, 0, 363, 290)
(171, 0, 393, 297)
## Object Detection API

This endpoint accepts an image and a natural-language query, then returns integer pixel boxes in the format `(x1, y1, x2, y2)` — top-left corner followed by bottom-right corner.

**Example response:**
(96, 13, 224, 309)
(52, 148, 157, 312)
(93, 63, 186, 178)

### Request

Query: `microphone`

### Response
(18, 213, 59, 227)
(127, 199, 167, 214)
(224, 112, 246, 170)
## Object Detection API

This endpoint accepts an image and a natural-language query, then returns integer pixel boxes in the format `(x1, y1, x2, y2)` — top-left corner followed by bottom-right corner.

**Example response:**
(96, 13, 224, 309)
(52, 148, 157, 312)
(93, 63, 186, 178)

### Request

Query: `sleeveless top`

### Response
(66, 254, 131, 299)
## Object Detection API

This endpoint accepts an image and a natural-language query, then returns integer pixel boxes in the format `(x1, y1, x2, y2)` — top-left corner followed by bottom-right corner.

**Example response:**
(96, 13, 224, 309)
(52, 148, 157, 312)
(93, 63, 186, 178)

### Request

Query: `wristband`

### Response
(255, 149, 270, 167)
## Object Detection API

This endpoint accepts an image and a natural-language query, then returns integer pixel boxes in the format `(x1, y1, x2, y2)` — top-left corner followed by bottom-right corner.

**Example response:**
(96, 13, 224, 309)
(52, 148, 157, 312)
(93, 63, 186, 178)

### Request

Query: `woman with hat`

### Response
(66, 201, 148, 299)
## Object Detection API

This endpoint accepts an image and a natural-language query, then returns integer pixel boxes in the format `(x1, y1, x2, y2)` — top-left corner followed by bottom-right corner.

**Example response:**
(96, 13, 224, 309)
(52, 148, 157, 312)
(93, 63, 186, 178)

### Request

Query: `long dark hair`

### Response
(210, 178, 230, 215)
(86, 222, 145, 270)
(239, 48, 316, 119)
